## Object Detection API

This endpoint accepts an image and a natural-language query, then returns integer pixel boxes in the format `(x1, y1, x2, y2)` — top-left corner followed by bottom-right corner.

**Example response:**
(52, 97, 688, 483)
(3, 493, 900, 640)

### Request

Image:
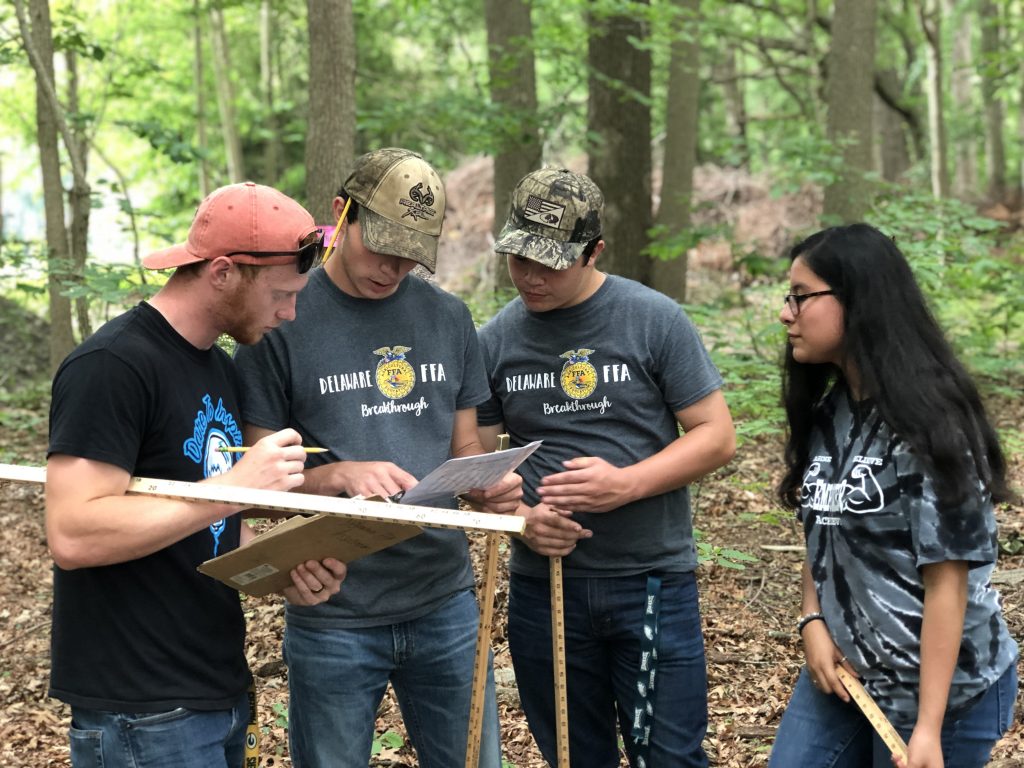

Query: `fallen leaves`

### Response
(1, 418, 1022, 767)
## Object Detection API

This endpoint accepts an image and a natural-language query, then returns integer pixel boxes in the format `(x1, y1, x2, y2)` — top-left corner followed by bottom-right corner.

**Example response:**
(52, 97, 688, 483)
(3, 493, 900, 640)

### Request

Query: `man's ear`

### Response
(207, 256, 235, 288)
(586, 239, 605, 267)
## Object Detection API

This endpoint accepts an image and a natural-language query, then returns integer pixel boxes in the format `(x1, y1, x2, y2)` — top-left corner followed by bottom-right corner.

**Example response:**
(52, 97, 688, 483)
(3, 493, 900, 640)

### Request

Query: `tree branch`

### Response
(9, 0, 88, 188)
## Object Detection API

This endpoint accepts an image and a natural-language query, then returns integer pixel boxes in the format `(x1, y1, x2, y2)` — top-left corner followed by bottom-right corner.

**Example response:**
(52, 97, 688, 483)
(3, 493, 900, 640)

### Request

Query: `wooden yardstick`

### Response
(550, 555, 570, 767)
(834, 665, 909, 761)
(464, 434, 509, 768)
(0, 464, 524, 535)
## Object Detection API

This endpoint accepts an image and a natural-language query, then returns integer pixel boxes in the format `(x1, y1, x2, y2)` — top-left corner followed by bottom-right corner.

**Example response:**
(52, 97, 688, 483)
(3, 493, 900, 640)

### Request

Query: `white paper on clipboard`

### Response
(397, 440, 542, 506)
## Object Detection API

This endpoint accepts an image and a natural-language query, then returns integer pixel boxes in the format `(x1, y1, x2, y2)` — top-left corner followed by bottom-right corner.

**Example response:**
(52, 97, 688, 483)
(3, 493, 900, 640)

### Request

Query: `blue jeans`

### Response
(68, 692, 250, 768)
(509, 571, 709, 768)
(769, 663, 1018, 768)
(284, 588, 500, 768)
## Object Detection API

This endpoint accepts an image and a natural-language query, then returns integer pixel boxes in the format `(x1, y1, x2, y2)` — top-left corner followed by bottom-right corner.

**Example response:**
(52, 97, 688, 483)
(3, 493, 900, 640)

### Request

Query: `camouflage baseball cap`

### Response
(494, 168, 603, 270)
(342, 148, 446, 272)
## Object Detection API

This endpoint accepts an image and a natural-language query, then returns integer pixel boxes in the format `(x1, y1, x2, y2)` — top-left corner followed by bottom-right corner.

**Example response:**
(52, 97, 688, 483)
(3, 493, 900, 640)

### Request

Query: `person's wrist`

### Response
(796, 611, 825, 635)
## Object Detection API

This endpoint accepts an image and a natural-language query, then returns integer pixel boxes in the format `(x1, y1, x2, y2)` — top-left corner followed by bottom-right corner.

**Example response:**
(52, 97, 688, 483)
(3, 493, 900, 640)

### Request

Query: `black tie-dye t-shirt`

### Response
(798, 386, 1018, 726)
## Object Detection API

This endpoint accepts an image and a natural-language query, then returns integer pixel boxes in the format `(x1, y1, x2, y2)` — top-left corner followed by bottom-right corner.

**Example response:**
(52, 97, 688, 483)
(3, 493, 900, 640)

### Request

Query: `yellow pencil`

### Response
(217, 446, 328, 454)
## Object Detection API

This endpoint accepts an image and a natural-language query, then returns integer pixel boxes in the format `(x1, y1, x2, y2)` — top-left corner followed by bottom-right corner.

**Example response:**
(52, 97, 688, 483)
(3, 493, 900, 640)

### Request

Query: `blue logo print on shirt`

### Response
(183, 395, 244, 555)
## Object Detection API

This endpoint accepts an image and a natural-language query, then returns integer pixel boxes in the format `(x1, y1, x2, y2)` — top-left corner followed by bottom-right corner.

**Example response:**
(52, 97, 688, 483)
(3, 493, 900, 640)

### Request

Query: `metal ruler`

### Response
(550, 554, 570, 768)
(0, 464, 525, 535)
(465, 434, 508, 768)
(834, 665, 909, 760)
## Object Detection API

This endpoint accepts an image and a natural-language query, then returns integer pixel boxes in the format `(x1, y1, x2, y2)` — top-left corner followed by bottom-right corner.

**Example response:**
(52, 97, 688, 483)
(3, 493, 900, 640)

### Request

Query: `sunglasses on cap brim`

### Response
(225, 230, 325, 274)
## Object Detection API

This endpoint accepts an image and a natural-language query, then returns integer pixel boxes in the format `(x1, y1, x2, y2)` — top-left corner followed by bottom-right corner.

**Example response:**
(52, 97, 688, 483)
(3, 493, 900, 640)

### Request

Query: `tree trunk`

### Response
(874, 69, 912, 181)
(823, 0, 877, 223)
(66, 48, 92, 339)
(484, 0, 540, 293)
(209, 6, 245, 183)
(945, 0, 975, 198)
(1020, 1, 1024, 205)
(18, 0, 75, 372)
(194, 0, 210, 197)
(587, 1, 652, 284)
(305, 0, 355, 223)
(715, 49, 748, 167)
(919, 0, 949, 198)
(650, 0, 700, 303)
(261, 0, 281, 185)
(0, 154, 4, 256)
(978, 0, 1006, 202)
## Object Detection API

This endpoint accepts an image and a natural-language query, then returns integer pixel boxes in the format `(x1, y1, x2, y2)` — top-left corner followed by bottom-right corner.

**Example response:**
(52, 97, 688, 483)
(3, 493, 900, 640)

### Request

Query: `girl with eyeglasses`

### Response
(768, 223, 1018, 768)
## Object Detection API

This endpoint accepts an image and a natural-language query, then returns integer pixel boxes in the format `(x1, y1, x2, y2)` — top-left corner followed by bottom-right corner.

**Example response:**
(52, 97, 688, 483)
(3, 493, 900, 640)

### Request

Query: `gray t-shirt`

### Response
(477, 275, 723, 577)
(235, 269, 490, 628)
(800, 386, 1018, 725)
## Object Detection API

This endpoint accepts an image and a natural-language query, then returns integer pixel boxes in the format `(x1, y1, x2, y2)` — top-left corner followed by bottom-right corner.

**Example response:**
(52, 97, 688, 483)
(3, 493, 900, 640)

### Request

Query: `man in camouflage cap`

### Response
(494, 167, 604, 271)
(234, 148, 520, 768)
(339, 146, 446, 273)
(478, 168, 736, 767)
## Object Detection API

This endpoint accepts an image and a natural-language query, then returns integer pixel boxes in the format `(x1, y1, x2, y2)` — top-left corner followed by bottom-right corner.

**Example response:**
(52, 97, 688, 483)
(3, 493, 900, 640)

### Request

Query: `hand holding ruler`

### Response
(834, 665, 909, 761)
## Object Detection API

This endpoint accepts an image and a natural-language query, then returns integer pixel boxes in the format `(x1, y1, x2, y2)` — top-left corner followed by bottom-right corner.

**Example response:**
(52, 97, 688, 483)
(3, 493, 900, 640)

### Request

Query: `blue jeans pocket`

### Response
(71, 698, 246, 768)
(69, 726, 104, 768)
(124, 707, 191, 728)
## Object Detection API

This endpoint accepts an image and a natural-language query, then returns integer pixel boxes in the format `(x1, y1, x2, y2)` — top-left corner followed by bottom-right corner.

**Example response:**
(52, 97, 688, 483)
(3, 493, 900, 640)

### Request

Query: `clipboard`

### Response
(198, 513, 422, 597)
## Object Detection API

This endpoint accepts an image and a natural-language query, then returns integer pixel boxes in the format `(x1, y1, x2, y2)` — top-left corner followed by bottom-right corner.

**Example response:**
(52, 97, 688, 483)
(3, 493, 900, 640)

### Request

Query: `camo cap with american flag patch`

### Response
(494, 168, 603, 270)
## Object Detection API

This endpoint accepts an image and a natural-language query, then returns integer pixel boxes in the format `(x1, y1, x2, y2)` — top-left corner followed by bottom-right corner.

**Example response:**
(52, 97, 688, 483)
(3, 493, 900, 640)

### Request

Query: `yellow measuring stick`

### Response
(835, 665, 909, 761)
(244, 683, 259, 768)
(0, 464, 525, 535)
(464, 434, 509, 768)
(550, 555, 570, 768)
(218, 445, 328, 453)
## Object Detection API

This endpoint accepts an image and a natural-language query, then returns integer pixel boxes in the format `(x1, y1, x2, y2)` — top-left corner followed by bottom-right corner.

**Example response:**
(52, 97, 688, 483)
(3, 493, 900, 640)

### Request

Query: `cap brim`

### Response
(141, 243, 205, 270)
(360, 208, 438, 273)
(493, 225, 585, 271)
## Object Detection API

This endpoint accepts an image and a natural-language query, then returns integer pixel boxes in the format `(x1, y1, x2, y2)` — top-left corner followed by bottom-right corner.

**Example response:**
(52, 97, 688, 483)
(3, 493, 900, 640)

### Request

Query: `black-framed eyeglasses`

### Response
(226, 230, 325, 274)
(783, 290, 835, 316)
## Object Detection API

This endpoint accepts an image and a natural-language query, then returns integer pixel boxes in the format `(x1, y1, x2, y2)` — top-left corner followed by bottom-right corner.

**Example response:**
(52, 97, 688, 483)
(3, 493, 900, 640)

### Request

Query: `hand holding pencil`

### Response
(210, 428, 310, 494)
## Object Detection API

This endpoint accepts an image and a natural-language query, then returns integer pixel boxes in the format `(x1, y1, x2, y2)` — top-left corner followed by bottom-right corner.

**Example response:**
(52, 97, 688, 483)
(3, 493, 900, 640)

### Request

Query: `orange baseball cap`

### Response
(142, 182, 317, 270)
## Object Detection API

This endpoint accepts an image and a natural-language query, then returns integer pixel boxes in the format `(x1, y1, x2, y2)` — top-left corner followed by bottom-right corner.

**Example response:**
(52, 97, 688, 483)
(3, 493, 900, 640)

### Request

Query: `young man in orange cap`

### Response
(46, 182, 347, 768)
(236, 149, 519, 767)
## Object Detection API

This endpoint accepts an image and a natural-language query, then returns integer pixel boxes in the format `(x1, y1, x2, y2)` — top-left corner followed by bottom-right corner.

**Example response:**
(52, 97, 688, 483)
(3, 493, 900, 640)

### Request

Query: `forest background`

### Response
(0, 0, 1022, 766)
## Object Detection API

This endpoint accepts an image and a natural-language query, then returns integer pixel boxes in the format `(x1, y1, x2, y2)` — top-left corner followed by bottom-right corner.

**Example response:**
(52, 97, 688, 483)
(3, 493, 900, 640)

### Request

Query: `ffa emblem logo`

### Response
(559, 348, 597, 399)
(374, 346, 416, 399)
(400, 183, 437, 222)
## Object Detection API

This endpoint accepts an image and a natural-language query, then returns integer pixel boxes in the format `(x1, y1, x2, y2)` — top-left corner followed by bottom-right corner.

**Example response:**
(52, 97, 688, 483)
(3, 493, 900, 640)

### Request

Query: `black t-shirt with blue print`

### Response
(47, 302, 249, 712)
(799, 385, 1018, 726)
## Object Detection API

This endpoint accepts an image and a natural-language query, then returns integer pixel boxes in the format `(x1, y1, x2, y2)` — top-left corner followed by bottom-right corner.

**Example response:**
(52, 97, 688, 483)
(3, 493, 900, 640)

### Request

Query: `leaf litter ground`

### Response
(1, 410, 1021, 767)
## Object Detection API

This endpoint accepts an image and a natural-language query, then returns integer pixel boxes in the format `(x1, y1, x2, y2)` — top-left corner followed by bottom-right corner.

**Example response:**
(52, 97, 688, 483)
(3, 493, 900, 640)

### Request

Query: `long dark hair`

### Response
(778, 223, 1010, 509)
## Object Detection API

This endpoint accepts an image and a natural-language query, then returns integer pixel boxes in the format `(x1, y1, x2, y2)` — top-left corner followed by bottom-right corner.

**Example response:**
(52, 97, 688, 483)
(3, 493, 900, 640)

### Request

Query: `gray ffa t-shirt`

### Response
(234, 270, 490, 628)
(478, 275, 723, 578)
(800, 386, 1018, 725)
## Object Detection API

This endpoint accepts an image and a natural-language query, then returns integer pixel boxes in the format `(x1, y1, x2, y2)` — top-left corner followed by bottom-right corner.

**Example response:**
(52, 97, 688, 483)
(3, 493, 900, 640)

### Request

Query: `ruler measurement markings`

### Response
(550, 554, 570, 768)
(464, 433, 509, 768)
(834, 665, 908, 760)
(0, 464, 524, 535)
